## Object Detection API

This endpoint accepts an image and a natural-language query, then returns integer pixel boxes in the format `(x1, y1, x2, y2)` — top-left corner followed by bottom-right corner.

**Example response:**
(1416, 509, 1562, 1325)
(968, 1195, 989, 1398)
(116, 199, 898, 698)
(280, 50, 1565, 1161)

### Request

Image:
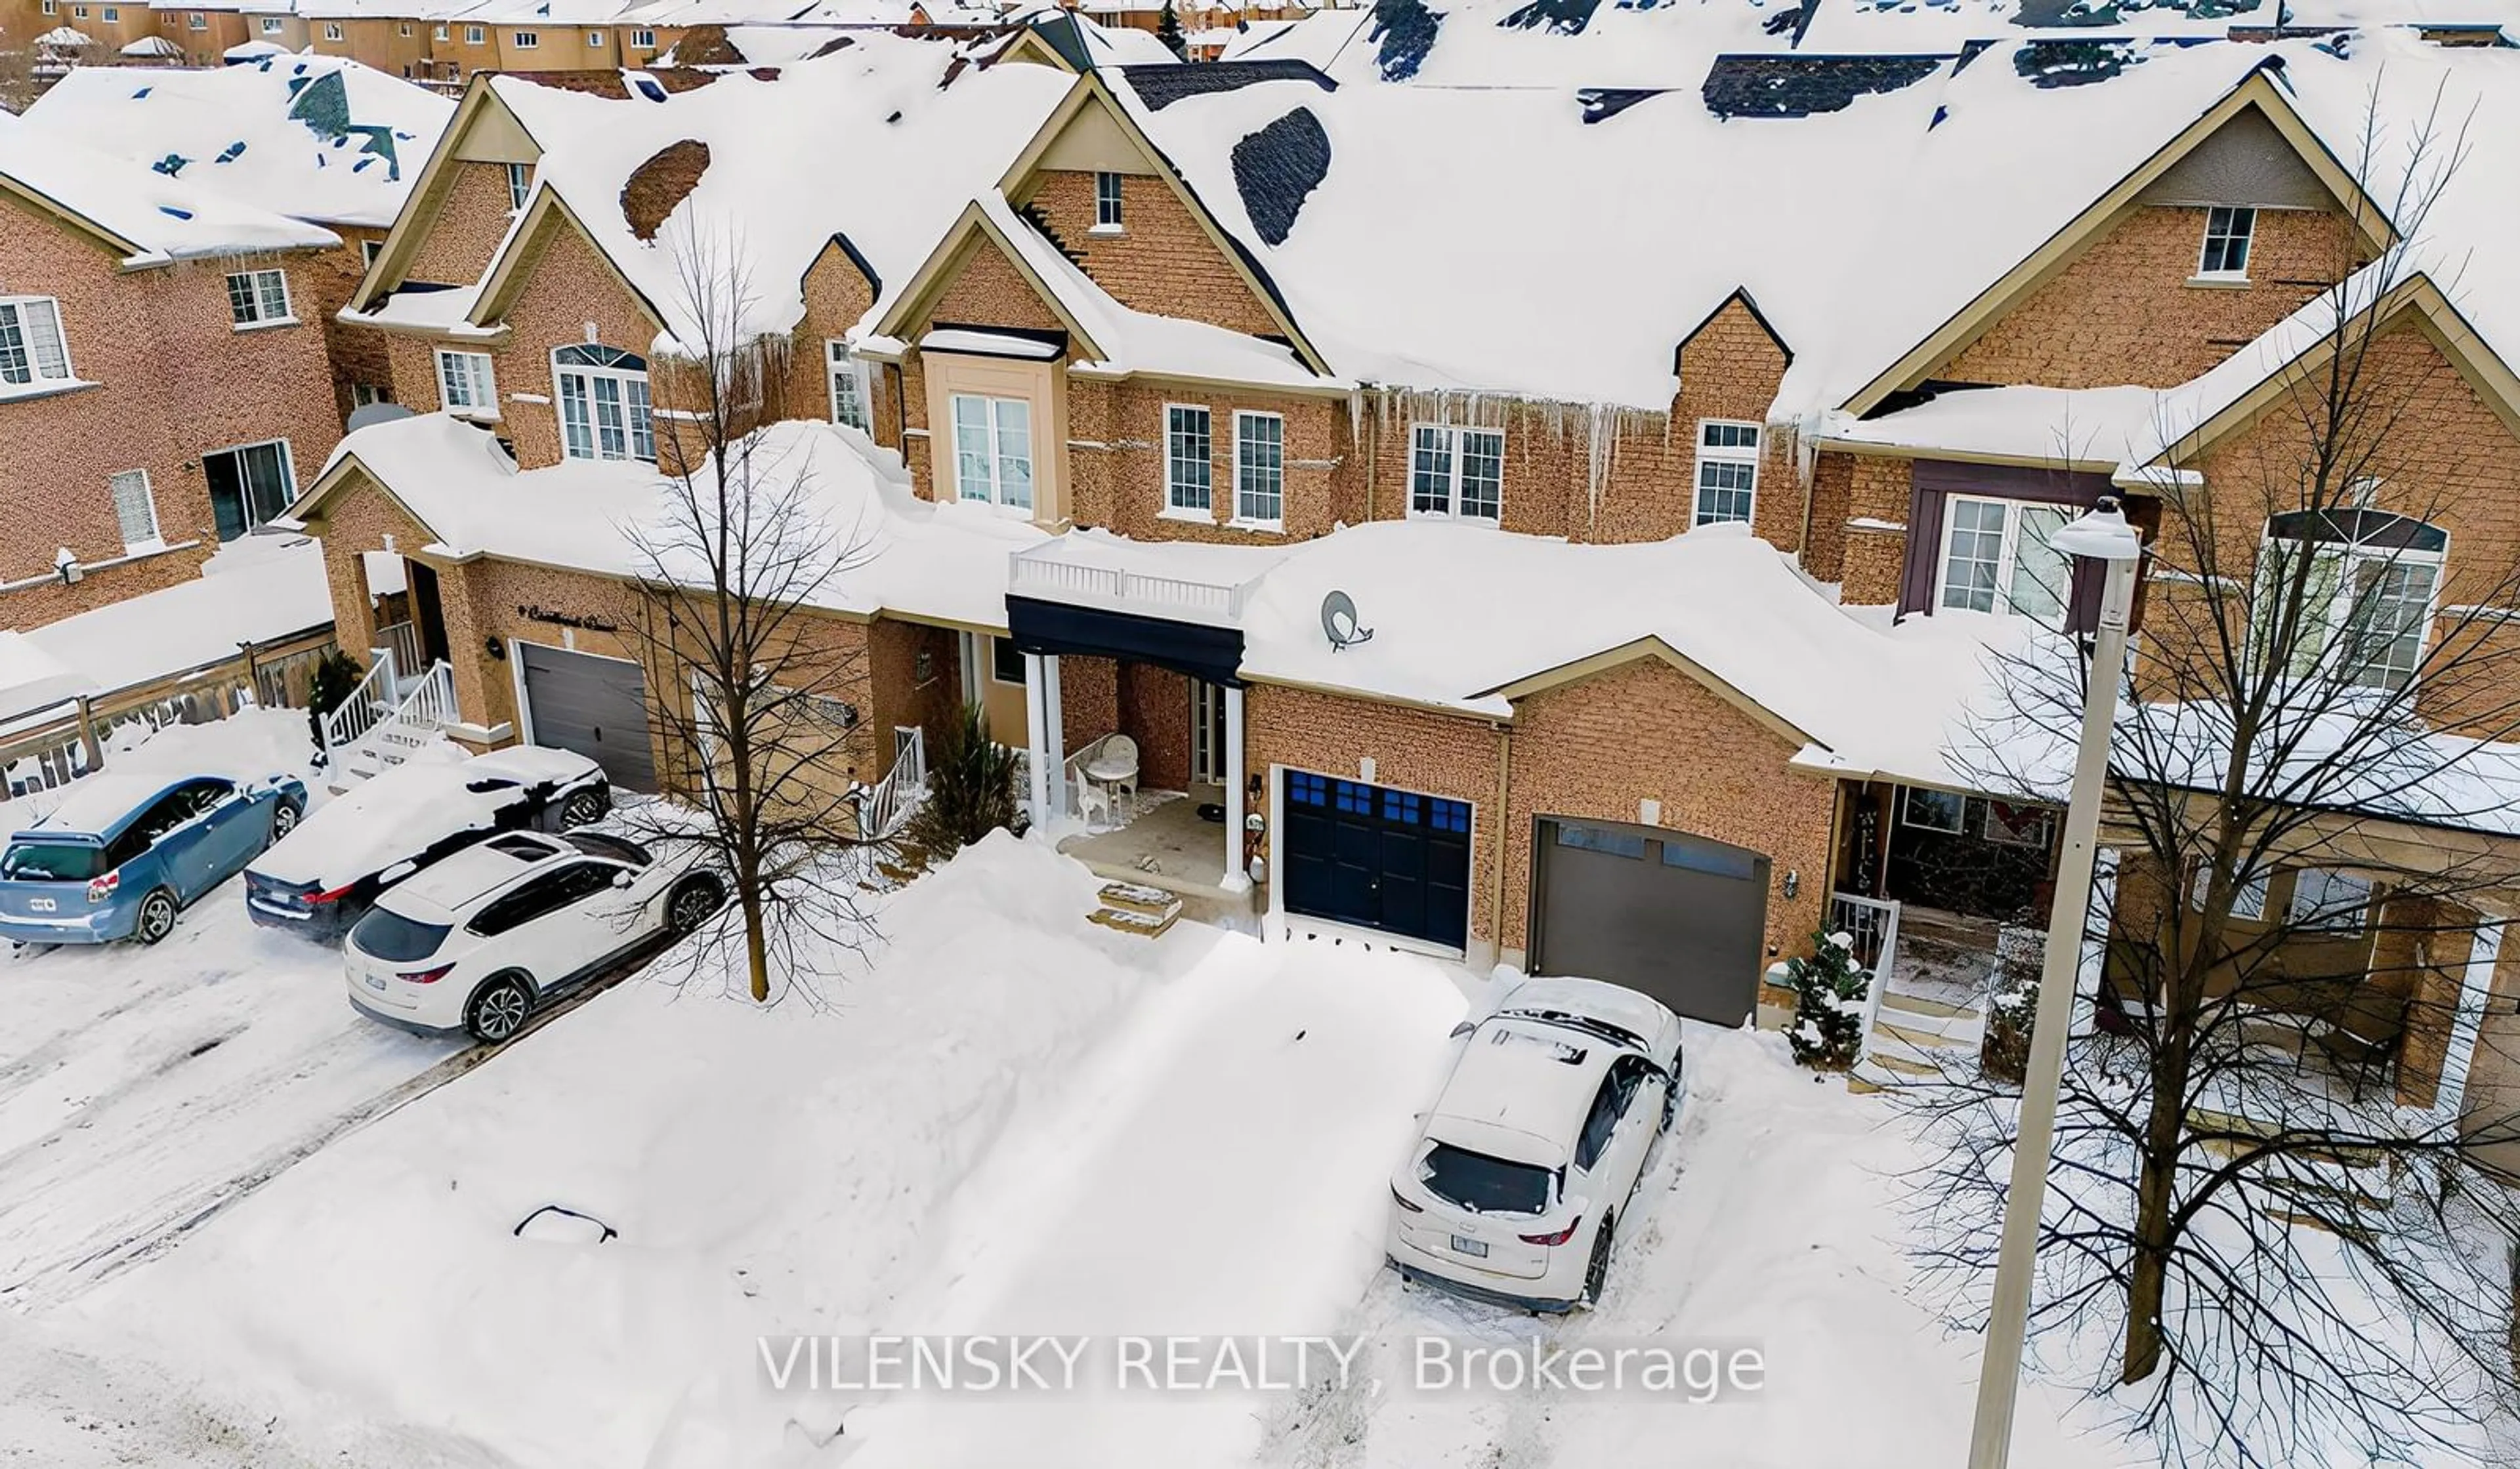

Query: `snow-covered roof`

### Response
(1824, 384, 2165, 467)
(20, 535, 335, 702)
(0, 109, 339, 264)
(0, 634, 96, 730)
(450, 37, 1070, 353)
(313, 413, 1046, 630)
(119, 35, 186, 56)
(35, 25, 97, 46)
(24, 56, 455, 230)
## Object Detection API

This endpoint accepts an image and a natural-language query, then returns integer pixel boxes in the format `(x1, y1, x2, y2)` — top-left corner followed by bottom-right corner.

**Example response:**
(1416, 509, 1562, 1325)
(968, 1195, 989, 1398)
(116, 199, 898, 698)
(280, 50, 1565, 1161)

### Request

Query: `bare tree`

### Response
(618, 232, 883, 1003)
(1909, 90, 2520, 1467)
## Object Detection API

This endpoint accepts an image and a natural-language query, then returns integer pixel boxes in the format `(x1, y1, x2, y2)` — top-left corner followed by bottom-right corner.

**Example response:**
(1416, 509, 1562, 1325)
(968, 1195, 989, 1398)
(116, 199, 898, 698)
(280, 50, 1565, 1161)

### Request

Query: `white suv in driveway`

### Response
(1388, 978, 1683, 1312)
(343, 827, 725, 1043)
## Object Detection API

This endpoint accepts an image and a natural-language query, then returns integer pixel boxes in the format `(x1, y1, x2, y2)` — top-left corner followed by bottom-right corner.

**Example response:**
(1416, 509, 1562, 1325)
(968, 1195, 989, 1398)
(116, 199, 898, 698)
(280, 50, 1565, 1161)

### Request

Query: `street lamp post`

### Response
(1964, 497, 2143, 1469)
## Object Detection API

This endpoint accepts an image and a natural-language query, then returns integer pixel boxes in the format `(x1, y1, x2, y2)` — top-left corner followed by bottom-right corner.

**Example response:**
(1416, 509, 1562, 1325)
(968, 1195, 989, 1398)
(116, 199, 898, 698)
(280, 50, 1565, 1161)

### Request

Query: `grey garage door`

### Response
(1529, 818, 1769, 1025)
(519, 643, 655, 793)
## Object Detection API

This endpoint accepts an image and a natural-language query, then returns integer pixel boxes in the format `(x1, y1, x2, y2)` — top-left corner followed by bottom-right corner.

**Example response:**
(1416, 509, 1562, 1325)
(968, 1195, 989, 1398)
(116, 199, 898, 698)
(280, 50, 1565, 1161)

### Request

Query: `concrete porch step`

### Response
(1880, 989, 1979, 1022)
(1875, 1013, 1984, 1052)
(1097, 881, 1178, 920)
(1089, 902, 1180, 938)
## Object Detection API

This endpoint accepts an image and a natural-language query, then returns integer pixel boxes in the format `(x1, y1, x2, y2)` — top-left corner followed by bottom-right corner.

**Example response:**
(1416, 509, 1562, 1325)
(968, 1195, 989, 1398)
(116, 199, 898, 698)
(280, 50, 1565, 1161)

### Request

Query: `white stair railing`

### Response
(1830, 891, 1902, 1069)
(320, 646, 398, 770)
(855, 727, 927, 842)
(379, 662, 456, 751)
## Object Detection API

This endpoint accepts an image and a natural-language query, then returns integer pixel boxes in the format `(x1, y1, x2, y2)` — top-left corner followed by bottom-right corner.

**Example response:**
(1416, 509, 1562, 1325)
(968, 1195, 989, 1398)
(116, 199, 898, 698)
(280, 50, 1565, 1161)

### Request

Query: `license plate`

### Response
(1448, 1234, 1488, 1258)
(364, 974, 388, 991)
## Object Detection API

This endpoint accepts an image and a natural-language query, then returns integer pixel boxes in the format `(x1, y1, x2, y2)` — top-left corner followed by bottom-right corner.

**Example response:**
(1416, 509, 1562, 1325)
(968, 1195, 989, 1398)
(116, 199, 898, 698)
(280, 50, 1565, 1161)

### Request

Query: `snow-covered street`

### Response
(0, 816, 2139, 1468)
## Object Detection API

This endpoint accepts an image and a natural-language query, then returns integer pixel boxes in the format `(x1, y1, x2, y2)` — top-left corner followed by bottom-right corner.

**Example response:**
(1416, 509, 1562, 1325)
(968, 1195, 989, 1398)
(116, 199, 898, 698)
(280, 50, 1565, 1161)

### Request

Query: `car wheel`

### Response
(558, 789, 607, 828)
(270, 800, 301, 841)
(133, 888, 178, 945)
(667, 874, 726, 934)
(466, 974, 534, 1045)
(1580, 1213, 1615, 1310)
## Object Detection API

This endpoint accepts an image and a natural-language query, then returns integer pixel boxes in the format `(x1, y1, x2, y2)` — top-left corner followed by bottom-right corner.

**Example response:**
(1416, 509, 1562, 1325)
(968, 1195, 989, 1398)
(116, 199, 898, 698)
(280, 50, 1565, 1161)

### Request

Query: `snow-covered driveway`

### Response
(0, 867, 463, 1308)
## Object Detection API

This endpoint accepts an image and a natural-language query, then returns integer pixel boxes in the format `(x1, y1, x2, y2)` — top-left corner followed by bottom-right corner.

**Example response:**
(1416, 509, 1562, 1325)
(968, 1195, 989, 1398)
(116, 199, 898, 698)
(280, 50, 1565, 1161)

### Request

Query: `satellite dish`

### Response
(345, 401, 416, 434)
(1321, 590, 1374, 653)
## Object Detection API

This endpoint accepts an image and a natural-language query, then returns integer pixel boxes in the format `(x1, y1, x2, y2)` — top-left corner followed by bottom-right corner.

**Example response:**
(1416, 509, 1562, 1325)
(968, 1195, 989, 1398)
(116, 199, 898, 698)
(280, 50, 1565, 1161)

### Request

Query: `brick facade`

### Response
(0, 196, 341, 629)
(1022, 169, 1282, 339)
(1942, 204, 2356, 390)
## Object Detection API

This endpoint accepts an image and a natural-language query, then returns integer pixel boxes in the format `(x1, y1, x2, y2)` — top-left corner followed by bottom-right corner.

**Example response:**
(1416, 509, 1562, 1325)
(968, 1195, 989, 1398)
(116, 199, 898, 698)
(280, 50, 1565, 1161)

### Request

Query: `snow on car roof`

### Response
(20, 772, 192, 840)
(383, 831, 570, 917)
(249, 744, 522, 889)
(459, 744, 604, 787)
(1494, 976, 1673, 1050)
(1428, 1016, 1615, 1166)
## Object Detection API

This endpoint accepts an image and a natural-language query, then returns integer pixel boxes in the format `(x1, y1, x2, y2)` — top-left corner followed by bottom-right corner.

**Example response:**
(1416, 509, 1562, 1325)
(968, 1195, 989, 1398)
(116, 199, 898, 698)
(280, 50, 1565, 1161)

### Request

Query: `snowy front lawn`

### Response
(29, 819, 2132, 1468)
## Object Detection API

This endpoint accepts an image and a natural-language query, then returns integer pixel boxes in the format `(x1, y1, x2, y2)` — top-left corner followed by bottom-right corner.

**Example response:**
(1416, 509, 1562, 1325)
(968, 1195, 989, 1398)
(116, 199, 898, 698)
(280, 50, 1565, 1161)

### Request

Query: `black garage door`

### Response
(519, 642, 656, 793)
(1530, 819, 1769, 1025)
(1282, 772, 1471, 949)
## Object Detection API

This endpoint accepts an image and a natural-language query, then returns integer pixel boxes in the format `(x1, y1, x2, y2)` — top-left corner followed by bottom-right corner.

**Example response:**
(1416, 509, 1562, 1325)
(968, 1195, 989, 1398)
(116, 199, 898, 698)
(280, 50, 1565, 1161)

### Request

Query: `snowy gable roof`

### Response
(0, 109, 337, 264)
(24, 57, 455, 230)
(476, 37, 1070, 351)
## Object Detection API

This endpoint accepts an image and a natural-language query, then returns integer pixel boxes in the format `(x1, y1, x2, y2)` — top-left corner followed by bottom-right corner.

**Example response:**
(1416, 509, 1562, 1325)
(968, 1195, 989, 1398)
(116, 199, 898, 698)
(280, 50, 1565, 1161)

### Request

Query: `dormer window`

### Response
(506, 161, 532, 213)
(2197, 206, 2255, 279)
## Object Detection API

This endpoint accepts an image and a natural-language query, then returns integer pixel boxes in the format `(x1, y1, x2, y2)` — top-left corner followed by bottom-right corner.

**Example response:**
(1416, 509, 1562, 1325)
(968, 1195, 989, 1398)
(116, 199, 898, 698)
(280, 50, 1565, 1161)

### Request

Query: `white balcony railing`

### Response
(1007, 546, 1256, 623)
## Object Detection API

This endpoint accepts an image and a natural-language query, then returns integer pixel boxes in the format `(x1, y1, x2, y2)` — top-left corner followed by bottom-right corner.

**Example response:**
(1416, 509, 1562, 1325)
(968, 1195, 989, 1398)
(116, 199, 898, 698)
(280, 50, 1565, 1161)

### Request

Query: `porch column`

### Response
(2431, 920, 2503, 1119)
(1221, 683, 1250, 894)
(1023, 652, 1050, 831)
(1043, 653, 1067, 822)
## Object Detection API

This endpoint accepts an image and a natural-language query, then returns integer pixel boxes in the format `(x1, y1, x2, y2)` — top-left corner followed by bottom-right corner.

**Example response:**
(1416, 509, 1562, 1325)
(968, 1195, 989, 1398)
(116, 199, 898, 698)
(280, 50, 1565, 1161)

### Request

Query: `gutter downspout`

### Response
(1488, 719, 1512, 968)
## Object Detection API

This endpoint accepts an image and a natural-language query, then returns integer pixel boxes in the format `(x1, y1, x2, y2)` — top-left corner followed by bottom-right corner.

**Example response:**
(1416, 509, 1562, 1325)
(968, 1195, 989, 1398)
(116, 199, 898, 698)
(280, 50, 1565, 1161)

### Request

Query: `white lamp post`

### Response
(1964, 496, 2143, 1469)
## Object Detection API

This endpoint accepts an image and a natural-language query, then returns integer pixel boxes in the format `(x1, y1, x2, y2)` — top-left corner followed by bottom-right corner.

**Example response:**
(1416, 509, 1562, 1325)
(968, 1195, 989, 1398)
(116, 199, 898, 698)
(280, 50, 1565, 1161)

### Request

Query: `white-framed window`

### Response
(2189, 861, 2271, 922)
(512, 29, 538, 47)
(1165, 403, 1212, 514)
(202, 439, 294, 541)
(466, 24, 485, 44)
(1901, 787, 1964, 834)
(39, 1, 53, 16)
(188, 10, 205, 27)
(324, 22, 342, 40)
(0, 296, 75, 390)
(434, 348, 496, 418)
(1233, 411, 1283, 526)
(260, 16, 284, 32)
(1094, 171, 1124, 231)
(585, 30, 602, 45)
(1937, 495, 2072, 624)
(101, 4, 116, 17)
(2198, 205, 2255, 278)
(631, 27, 655, 47)
(224, 268, 291, 327)
(434, 23, 449, 39)
(825, 341, 871, 432)
(72, 5, 87, 18)
(2288, 868, 2372, 932)
(1692, 419, 1761, 526)
(351, 383, 388, 408)
(398, 22, 412, 36)
(2251, 509, 2443, 693)
(108, 469, 161, 552)
(505, 161, 531, 213)
(1408, 424, 1502, 522)
(553, 344, 654, 462)
(950, 393, 1033, 511)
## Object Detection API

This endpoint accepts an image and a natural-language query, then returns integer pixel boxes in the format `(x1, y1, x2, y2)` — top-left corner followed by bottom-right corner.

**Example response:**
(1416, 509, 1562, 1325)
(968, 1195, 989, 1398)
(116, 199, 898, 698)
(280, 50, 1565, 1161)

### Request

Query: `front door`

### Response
(203, 441, 294, 541)
(407, 560, 450, 666)
(1190, 680, 1228, 786)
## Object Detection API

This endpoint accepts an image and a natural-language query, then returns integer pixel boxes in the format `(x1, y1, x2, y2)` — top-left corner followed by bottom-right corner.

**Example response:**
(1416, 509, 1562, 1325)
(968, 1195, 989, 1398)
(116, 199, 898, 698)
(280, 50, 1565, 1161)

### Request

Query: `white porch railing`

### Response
(378, 662, 457, 761)
(1008, 546, 1255, 622)
(855, 728, 927, 842)
(319, 646, 400, 770)
(375, 621, 425, 683)
(1832, 891, 1902, 1067)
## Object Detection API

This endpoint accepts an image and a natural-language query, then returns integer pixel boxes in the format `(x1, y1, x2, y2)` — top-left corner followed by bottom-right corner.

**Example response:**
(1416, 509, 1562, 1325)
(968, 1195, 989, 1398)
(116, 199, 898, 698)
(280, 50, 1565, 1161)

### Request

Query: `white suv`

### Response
(1387, 978, 1683, 1312)
(343, 827, 724, 1043)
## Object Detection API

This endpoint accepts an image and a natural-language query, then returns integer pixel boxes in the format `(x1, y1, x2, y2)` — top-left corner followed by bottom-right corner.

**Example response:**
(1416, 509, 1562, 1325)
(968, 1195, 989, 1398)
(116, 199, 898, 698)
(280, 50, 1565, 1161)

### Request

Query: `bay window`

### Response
(1937, 495, 2070, 624)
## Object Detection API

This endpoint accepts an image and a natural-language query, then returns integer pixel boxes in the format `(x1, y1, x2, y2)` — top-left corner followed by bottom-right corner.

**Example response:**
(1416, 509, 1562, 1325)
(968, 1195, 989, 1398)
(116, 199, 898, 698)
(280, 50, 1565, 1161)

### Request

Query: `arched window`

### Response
(553, 344, 653, 463)
(2253, 507, 2446, 692)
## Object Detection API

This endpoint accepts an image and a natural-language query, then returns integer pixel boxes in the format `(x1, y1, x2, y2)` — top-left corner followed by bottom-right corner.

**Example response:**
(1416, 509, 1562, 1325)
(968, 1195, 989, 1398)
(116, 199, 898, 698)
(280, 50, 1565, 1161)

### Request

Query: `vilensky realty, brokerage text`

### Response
(757, 1334, 1767, 1401)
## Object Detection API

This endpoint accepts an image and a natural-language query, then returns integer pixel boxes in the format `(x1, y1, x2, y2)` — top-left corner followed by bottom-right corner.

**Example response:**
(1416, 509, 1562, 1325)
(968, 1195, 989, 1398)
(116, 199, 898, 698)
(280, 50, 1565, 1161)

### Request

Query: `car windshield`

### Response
(1, 840, 106, 882)
(1420, 1142, 1555, 1215)
(352, 907, 451, 962)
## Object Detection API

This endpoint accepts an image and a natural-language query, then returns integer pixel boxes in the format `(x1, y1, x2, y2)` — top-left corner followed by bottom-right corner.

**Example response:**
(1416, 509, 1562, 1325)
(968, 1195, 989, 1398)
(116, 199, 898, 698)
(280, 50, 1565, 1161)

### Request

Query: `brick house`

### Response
(284, 28, 2520, 1136)
(23, 55, 455, 424)
(0, 110, 344, 630)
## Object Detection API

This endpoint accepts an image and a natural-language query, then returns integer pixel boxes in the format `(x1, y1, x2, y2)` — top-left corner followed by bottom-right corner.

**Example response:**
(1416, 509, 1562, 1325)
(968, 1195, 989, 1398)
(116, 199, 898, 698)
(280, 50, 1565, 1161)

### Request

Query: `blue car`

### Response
(0, 770, 308, 945)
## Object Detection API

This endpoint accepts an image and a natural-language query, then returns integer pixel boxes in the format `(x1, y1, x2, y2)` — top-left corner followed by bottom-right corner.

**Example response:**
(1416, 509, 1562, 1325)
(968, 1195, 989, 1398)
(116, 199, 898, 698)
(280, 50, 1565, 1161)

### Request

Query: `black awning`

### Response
(1005, 595, 1245, 688)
